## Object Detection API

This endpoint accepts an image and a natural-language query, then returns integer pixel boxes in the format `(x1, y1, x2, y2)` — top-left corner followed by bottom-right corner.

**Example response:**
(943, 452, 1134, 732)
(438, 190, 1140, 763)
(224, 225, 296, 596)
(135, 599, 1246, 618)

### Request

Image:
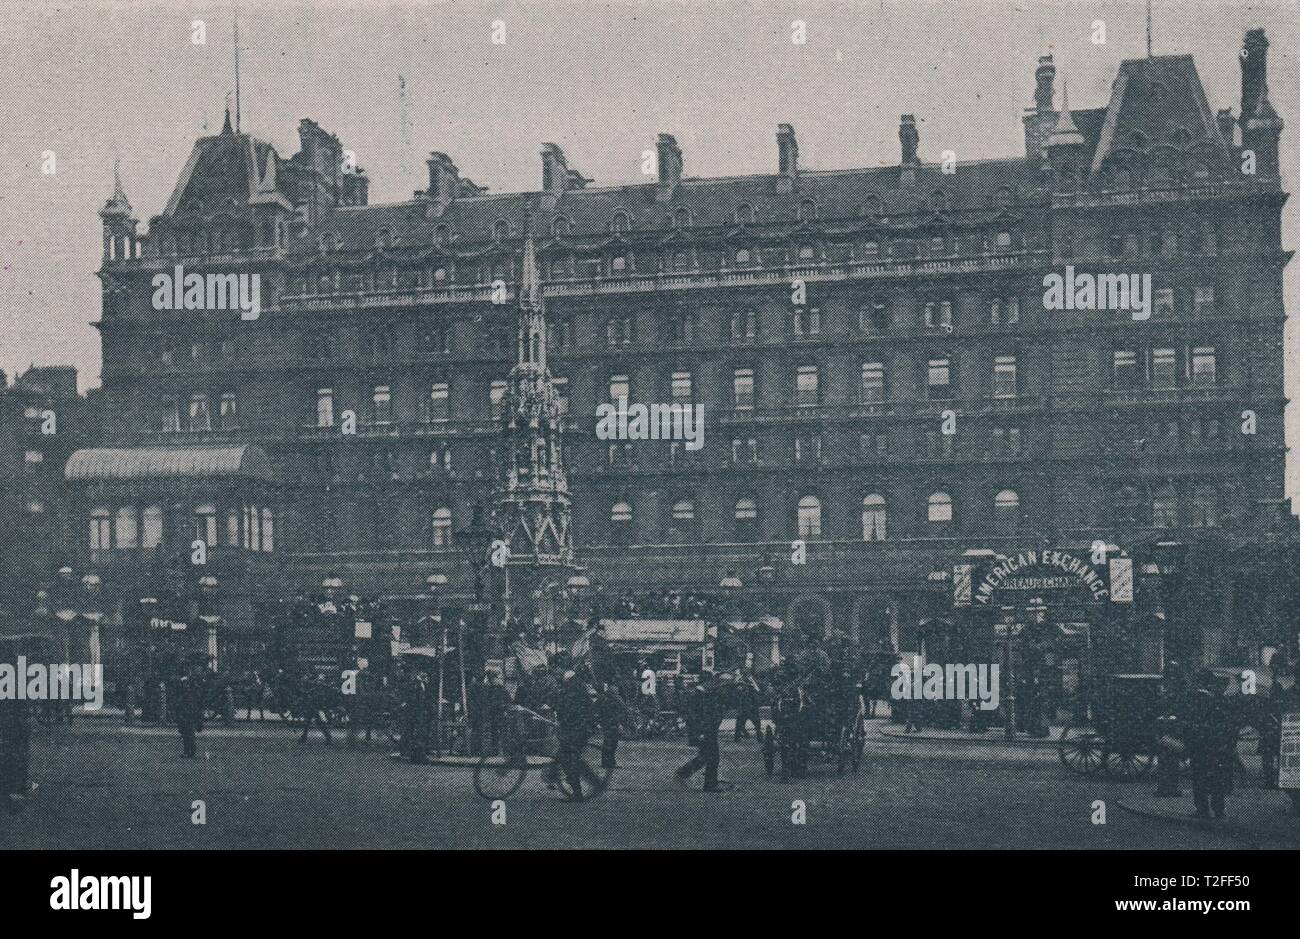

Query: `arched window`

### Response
(798, 243, 816, 261)
(552, 216, 570, 237)
(734, 497, 758, 541)
(863, 194, 882, 218)
(193, 504, 217, 547)
(993, 489, 1020, 532)
(611, 211, 630, 234)
(1153, 485, 1179, 528)
(90, 508, 111, 550)
(735, 248, 751, 265)
(734, 203, 754, 225)
(927, 491, 953, 524)
(434, 225, 451, 247)
(797, 495, 822, 539)
(115, 506, 139, 550)
(374, 229, 392, 250)
(142, 505, 164, 550)
(432, 507, 453, 547)
(799, 199, 817, 221)
(862, 494, 886, 541)
(669, 498, 697, 541)
(611, 500, 633, 543)
(493, 219, 511, 242)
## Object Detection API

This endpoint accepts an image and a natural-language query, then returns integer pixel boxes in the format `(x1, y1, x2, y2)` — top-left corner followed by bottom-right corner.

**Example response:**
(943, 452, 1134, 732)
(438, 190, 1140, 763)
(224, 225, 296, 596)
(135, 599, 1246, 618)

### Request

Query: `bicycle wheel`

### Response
(473, 755, 528, 800)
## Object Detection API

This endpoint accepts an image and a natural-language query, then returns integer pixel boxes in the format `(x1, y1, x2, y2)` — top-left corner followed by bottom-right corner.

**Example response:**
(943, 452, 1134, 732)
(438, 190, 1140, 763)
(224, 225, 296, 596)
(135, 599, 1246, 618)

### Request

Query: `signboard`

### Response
(952, 564, 972, 607)
(150, 617, 187, 631)
(1108, 557, 1134, 603)
(354, 621, 372, 640)
(993, 623, 1024, 638)
(974, 550, 1108, 606)
(1280, 712, 1300, 791)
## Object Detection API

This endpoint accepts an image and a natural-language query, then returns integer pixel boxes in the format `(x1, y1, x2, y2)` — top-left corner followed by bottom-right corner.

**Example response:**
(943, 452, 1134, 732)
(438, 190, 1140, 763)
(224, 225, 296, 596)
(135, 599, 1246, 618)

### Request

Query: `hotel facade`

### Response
(68, 32, 1297, 689)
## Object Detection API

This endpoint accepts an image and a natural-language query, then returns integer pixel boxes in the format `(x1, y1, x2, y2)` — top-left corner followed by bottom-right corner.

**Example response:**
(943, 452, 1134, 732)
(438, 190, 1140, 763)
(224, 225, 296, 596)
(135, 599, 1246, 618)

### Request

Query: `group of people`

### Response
(1154, 656, 1300, 819)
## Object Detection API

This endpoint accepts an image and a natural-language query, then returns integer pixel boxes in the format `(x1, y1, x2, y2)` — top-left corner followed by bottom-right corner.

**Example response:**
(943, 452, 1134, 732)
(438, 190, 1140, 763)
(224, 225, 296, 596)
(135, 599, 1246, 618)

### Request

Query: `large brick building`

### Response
(73, 33, 1295, 686)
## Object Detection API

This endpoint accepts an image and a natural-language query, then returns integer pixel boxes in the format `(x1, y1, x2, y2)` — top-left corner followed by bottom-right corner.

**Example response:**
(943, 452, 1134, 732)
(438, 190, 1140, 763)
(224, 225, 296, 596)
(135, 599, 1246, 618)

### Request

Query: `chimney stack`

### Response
(899, 115, 920, 165)
(1034, 54, 1056, 113)
(426, 152, 459, 212)
(541, 143, 569, 194)
(656, 133, 683, 197)
(777, 124, 799, 191)
(1241, 29, 1269, 120)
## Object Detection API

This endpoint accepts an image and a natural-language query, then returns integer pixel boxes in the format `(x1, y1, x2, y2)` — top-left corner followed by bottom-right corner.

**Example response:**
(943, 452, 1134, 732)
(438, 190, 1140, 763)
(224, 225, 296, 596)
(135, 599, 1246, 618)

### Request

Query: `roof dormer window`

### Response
(375, 229, 392, 250)
(434, 224, 451, 247)
(799, 199, 817, 221)
(611, 211, 631, 234)
(734, 203, 754, 225)
(552, 216, 570, 237)
(493, 219, 511, 242)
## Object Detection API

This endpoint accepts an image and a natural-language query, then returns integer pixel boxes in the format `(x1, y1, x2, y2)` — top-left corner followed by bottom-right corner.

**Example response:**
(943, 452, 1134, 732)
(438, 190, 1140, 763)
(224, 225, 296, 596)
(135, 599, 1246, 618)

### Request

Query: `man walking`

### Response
(1185, 669, 1235, 820)
(598, 680, 626, 769)
(676, 676, 726, 792)
(553, 662, 598, 800)
(173, 667, 202, 759)
(733, 668, 762, 741)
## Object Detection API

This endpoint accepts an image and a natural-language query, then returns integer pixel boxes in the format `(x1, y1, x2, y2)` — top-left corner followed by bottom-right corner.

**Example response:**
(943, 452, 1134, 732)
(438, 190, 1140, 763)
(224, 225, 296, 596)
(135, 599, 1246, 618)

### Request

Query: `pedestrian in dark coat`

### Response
(676, 678, 728, 791)
(1185, 670, 1236, 820)
(172, 670, 202, 758)
(554, 667, 598, 799)
(401, 671, 430, 763)
(733, 668, 763, 740)
(598, 681, 626, 769)
(0, 697, 32, 811)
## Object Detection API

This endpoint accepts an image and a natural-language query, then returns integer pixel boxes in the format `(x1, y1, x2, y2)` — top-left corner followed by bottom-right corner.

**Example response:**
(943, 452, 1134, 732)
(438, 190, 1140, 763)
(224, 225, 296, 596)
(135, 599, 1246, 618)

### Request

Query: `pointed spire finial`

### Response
(101, 157, 132, 217)
(221, 101, 234, 135)
(1047, 79, 1085, 148)
(520, 224, 542, 310)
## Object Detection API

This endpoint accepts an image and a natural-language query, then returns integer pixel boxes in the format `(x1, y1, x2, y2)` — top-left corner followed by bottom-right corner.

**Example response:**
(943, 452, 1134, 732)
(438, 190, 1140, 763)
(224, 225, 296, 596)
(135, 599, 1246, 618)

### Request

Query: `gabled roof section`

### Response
(66, 445, 273, 483)
(1090, 55, 1229, 175)
(162, 124, 290, 218)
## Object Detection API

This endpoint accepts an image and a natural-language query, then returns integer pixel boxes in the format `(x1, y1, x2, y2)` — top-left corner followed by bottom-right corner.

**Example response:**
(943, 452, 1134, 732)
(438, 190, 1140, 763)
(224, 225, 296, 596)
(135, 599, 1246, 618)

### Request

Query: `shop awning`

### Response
(66, 445, 273, 483)
(603, 619, 707, 646)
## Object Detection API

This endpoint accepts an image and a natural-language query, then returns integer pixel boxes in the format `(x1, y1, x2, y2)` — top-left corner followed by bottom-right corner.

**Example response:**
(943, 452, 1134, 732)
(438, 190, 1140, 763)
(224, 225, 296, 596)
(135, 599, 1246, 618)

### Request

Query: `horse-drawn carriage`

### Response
(761, 657, 865, 779)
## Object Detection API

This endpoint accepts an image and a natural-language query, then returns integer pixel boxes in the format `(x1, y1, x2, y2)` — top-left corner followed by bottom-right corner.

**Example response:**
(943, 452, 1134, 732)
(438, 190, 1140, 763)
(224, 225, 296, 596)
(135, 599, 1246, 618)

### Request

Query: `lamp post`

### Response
(714, 570, 742, 673)
(53, 565, 77, 664)
(81, 573, 103, 671)
(198, 575, 220, 672)
(755, 562, 778, 669)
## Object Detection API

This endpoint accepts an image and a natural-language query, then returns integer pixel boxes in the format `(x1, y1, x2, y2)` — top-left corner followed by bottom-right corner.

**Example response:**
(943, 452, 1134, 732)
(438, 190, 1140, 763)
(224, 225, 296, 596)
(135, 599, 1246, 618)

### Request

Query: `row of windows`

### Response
(599, 484, 1225, 542)
(88, 504, 274, 552)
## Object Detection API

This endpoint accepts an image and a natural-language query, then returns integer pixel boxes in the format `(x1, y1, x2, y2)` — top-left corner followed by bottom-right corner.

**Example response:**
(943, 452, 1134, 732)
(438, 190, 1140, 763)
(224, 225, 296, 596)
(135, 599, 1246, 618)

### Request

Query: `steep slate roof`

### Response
(162, 123, 289, 218)
(1090, 55, 1231, 174)
(66, 445, 273, 483)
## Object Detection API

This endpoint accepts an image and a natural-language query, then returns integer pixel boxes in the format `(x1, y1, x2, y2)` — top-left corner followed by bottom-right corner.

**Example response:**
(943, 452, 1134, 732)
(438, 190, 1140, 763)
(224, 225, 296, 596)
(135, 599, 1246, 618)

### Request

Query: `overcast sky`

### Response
(1, 0, 1296, 494)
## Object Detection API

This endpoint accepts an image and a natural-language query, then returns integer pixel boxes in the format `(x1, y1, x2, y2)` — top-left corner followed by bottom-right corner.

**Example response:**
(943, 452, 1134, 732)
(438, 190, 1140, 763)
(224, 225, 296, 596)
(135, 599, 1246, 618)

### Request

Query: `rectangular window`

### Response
(1194, 286, 1216, 315)
(925, 300, 953, 329)
(860, 433, 888, 459)
(927, 358, 952, 400)
(993, 355, 1018, 398)
(1153, 288, 1175, 319)
(859, 302, 889, 332)
(1151, 348, 1177, 389)
(794, 434, 822, 463)
(1191, 347, 1217, 387)
(219, 392, 238, 429)
(316, 389, 335, 428)
(160, 396, 180, 432)
(372, 385, 392, 424)
(1113, 351, 1138, 389)
(609, 375, 630, 403)
(189, 394, 211, 432)
(860, 362, 885, 403)
(795, 365, 820, 407)
(733, 368, 754, 410)
(428, 382, 449, 422)
(792, 307, 820, 338)
(552, 377, 569, 415)
(489, 380, 508, 419)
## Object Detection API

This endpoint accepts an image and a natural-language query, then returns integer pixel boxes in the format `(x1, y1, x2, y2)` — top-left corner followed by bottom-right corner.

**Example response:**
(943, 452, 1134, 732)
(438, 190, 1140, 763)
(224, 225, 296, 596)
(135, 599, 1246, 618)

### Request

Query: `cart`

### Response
(1057, 673, 1164, 779)
(761, 666, 865, 778)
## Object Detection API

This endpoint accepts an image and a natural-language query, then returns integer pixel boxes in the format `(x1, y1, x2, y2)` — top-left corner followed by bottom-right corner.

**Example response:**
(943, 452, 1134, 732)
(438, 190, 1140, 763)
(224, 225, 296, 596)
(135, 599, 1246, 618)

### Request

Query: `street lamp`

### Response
(81, 573, 103, 670)
(198, 574, 220, 671)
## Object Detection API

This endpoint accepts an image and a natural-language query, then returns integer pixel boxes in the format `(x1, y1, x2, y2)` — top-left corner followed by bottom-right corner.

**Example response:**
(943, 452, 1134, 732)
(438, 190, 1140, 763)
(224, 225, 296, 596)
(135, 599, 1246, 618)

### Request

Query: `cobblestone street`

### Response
(5, 720, 1296, 849)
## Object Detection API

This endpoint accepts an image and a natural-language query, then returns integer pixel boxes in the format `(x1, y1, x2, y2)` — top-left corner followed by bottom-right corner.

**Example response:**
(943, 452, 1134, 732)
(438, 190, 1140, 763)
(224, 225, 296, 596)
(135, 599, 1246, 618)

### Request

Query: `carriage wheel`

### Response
(1057, 725, 1105, 776)
(850, 720, 865, 773)
(472, 756, 529, 800)
(762, 727, 775, 776)
(1103, 748, 1155, 780)
(836, 728, 849, 775)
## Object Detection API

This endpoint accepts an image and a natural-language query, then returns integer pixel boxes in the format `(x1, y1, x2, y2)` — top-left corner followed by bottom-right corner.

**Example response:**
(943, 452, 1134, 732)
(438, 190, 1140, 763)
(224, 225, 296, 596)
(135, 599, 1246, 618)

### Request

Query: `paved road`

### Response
(4, 720, 1296, 849)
